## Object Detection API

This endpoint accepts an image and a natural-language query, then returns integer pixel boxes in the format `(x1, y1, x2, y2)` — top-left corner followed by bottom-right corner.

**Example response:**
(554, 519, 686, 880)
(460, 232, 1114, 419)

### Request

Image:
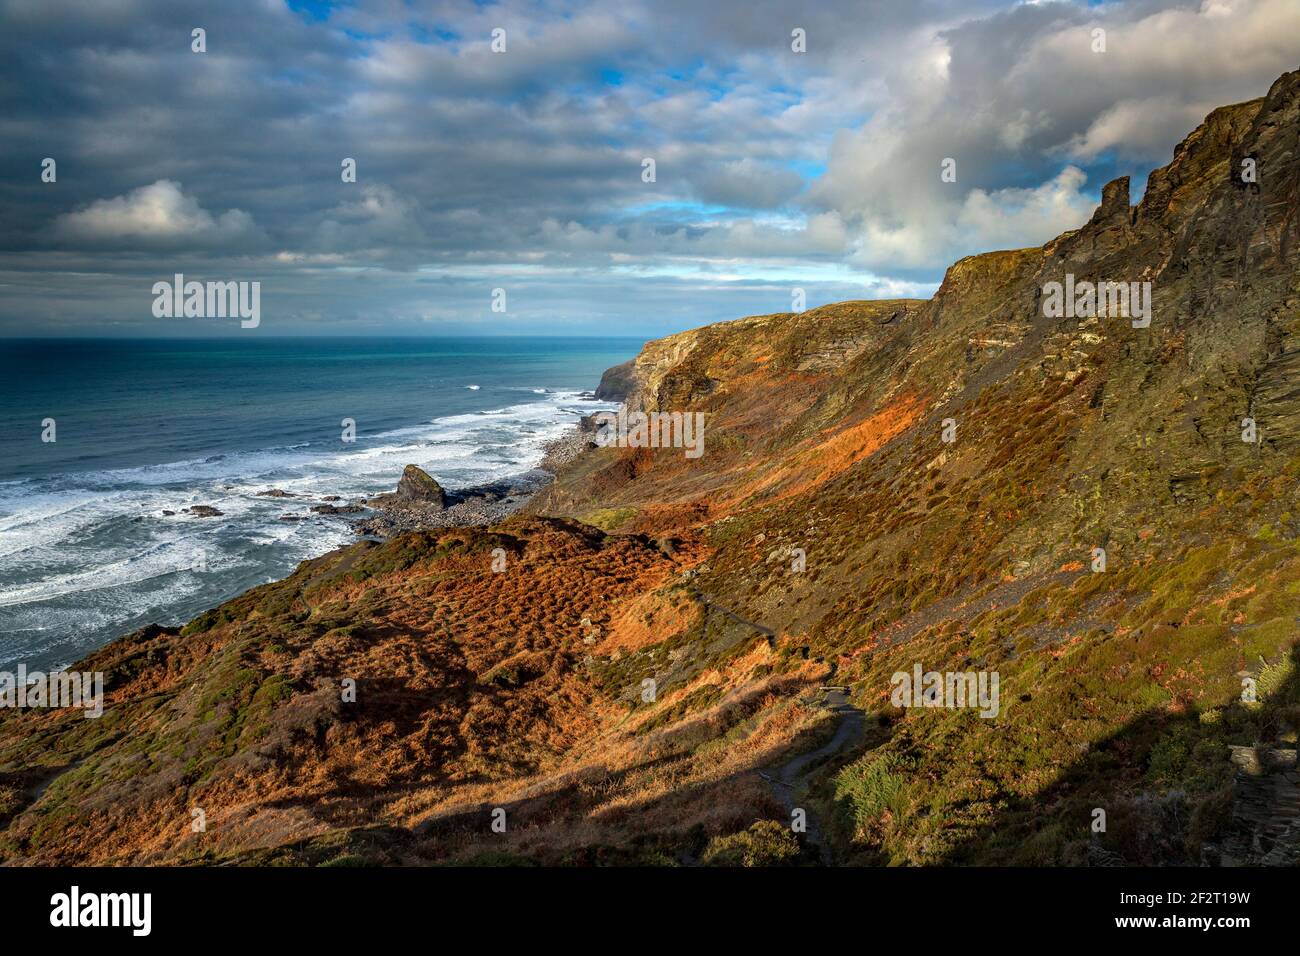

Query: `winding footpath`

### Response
(761, 687, 869, 863)
(683, 578, 871, 862)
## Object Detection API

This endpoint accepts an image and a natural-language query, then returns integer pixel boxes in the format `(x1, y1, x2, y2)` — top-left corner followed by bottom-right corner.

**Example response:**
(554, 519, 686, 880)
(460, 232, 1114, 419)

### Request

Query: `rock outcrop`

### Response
(395, 464, 446, 507)
(1215, 747, 1300, 866)
(594, 359, 638, 402)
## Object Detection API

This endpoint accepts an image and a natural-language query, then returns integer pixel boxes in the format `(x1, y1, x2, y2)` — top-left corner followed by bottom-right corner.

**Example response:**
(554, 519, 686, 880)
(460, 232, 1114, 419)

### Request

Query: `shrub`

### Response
(834, 753, 905, 833)
(701, 820, 802, 866)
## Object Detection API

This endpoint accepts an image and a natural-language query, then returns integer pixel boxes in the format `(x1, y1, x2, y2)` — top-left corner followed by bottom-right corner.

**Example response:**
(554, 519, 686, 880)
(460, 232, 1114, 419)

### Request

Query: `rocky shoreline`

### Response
(166, 380, 632, 540)
(347, 465, 553, 536)
(350, 413, 605, 536)
(170, 410, 610, 540)
(356, 413, 608, 535)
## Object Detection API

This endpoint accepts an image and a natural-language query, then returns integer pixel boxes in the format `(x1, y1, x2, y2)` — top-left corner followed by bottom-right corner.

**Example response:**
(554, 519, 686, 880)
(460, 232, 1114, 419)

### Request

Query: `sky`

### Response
(0, 0, 1297, 338)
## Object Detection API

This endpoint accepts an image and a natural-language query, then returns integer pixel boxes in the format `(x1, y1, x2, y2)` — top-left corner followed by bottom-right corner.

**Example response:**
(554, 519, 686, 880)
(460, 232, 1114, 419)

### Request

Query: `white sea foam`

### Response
(0, 390, 615, 666)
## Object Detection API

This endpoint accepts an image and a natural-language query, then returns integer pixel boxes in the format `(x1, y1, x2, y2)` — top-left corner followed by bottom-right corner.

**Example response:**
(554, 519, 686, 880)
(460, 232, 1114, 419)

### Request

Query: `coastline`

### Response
(328, 372, 628, 539)
(126, 400, 613, 540)
(345, 424, 596, 536)
(5, 63, 1300, 872)
(0, 347, 638, 674)
(342, 406, 607, 538)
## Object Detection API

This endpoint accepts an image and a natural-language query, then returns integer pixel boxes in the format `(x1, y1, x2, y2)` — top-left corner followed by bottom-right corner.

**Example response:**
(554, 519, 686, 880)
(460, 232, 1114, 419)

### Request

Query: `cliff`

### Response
(3, 71, 1299, 866)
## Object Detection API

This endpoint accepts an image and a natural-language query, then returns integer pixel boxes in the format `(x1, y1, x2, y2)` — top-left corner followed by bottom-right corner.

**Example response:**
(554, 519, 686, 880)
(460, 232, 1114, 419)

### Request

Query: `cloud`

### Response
(0, 0, 1298, 334)
(956, 166, 1094, 252)
(1058, 97, 1222, 162)
(52, 180, 260, 247)
(811, 0, 1300, 272)
(689, 159, 806, 210)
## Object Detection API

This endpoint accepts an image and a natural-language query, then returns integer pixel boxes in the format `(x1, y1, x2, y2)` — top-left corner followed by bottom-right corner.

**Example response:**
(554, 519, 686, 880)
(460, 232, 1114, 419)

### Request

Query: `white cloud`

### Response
(1058, 97, 1221, 162)
(53, 180, 258, 245)
(956, 166, 1094, 251)
(810, 0, 1300, 272)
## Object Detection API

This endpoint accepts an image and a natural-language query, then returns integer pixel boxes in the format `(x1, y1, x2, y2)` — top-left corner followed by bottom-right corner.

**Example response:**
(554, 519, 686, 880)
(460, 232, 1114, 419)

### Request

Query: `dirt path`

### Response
(761, 686, 869, 863)
(685, 581, 867, 862)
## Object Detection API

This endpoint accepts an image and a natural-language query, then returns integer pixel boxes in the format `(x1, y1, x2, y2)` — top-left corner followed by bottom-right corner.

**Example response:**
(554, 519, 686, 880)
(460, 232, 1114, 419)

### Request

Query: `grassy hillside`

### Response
(3, 70, 1299, 866)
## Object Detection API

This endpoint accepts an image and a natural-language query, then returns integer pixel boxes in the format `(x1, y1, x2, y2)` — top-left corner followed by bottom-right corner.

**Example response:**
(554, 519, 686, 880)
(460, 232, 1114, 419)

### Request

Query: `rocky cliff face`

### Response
(3, 72, 1299, 866)
(593, 360, 637, 402)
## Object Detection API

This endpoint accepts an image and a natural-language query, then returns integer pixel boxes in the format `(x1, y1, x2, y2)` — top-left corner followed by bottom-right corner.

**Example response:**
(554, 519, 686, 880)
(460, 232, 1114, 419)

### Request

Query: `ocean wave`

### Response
(0, 389, 616, 651)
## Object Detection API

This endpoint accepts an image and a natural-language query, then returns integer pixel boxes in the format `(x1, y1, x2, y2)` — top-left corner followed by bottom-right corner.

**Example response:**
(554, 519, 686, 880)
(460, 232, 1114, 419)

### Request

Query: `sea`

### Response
(0, 336, 639, 672)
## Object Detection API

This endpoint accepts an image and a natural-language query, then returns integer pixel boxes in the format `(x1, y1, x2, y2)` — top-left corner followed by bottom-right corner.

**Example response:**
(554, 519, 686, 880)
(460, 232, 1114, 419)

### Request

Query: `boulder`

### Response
(396, 465, 446, 508)
(310, 503, 363, 515)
